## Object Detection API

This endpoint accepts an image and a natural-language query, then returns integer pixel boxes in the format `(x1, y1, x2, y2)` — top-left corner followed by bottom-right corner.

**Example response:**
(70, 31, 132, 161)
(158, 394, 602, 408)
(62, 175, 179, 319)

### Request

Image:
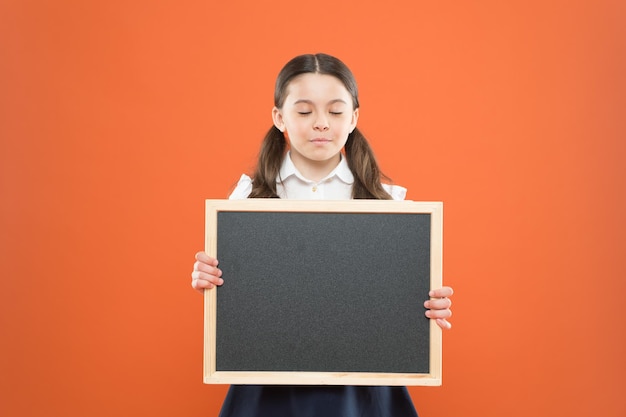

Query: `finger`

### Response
(193, 260, 222, 277)
(195, 251, 218, 266)
(191, 270, 224, 286)
(191, 278, 216, 294)
(429, 286, 453, 298)
(191, 272, 223, 290)
(436, 318, 452, 330)
(424, 297, 452, 310)
(425, 308, 452, 320)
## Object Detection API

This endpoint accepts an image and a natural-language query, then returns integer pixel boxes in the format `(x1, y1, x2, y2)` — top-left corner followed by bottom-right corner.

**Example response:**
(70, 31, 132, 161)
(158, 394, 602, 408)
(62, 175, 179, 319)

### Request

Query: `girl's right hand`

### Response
(191, 251, 224, 293)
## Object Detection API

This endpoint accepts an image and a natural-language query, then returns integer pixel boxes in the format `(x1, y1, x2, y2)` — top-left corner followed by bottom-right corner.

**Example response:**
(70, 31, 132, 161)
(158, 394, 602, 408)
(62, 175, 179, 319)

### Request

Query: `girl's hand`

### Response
(424, 286, 454, 330)
(191, 251, 224, 293)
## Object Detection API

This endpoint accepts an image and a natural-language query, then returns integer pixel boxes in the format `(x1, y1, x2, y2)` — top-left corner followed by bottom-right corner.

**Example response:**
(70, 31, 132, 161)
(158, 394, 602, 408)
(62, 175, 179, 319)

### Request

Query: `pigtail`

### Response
(345, 128, 393, 200)
(248, 126, 287, 198)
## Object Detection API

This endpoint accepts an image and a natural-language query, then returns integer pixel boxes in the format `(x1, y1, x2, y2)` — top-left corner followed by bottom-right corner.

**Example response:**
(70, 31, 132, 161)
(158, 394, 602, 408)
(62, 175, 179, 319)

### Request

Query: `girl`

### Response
(191, 53, 453, 417)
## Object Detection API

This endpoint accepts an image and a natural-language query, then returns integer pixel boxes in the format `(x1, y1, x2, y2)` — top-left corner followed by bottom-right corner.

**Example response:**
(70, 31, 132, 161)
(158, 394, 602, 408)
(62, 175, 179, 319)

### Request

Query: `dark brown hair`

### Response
(248, 53, 392, 199)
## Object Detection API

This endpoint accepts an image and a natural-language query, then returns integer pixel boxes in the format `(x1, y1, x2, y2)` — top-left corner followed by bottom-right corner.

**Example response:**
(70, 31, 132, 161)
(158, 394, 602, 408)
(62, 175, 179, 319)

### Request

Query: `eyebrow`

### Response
(293, 99, 348, 105)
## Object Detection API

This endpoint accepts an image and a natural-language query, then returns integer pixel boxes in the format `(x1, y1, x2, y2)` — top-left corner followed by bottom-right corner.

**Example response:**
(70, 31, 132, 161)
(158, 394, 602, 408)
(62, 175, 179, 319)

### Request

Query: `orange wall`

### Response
(1, 1, 624, 416)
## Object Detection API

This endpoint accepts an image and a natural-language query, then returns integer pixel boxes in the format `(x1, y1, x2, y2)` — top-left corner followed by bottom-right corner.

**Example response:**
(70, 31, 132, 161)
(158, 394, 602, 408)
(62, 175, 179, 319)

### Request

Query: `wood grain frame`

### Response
(203, 199, 443, 386)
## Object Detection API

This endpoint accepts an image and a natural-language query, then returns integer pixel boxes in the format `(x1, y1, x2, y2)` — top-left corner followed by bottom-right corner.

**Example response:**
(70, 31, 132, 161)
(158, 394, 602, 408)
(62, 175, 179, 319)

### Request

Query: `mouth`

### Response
(310, 138, 331, 144)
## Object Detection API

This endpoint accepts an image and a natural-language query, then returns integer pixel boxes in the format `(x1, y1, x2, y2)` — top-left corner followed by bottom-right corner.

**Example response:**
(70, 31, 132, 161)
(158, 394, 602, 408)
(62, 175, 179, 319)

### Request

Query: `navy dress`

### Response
(218, 385, 419, 417)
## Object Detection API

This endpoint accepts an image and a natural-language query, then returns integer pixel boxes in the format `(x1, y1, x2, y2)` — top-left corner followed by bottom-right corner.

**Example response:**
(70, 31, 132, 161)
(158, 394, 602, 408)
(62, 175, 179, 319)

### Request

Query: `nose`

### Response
(313, 114, 329, 131)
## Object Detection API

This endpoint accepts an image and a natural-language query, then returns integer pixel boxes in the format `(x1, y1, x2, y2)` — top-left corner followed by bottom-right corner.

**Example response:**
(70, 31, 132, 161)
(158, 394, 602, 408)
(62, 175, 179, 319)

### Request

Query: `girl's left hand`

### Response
(424, 286, 454, 330)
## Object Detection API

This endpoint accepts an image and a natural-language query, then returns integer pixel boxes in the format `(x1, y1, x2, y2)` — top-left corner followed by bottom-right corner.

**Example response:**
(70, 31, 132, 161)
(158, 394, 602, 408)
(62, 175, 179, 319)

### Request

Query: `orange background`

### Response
(1, 1, 625, 416)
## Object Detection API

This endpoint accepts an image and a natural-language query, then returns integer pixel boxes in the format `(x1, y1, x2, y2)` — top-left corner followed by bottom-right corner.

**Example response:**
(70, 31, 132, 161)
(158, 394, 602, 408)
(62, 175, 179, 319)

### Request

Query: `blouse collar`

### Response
(278, 151, 354, 184)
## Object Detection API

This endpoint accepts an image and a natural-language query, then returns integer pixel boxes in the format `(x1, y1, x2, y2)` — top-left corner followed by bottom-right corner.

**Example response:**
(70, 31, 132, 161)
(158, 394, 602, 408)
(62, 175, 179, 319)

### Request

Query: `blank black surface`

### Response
(215, 211, 431, 374)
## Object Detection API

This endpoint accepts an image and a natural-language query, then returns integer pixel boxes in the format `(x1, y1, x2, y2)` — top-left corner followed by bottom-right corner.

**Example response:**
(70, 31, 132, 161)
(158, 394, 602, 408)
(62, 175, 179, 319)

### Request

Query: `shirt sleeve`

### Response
(382, 183, 408, 201)
(228, 174, 253, 200)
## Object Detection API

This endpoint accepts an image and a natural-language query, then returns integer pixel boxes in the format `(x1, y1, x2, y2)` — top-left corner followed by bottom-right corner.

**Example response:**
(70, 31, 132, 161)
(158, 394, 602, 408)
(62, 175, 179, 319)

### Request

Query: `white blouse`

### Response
(228, 152, 407, 201)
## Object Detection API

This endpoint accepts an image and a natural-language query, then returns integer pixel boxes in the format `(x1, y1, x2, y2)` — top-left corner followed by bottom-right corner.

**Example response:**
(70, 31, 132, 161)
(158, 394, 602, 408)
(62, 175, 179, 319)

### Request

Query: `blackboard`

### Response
(204, 199, 443, 386)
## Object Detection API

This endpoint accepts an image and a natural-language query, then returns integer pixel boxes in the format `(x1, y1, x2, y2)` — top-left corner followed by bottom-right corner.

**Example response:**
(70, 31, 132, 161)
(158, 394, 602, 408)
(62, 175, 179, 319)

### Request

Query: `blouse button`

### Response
(312, 186, 318, 192)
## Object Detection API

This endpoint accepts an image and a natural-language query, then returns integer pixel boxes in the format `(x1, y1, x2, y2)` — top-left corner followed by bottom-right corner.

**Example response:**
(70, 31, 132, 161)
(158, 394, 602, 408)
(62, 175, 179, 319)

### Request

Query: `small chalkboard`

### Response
(204, 199, 443, 386)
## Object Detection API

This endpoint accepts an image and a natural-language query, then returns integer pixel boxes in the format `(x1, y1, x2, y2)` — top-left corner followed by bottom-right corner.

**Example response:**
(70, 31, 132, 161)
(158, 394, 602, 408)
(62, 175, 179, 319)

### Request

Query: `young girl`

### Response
(191, 53, 453, 417)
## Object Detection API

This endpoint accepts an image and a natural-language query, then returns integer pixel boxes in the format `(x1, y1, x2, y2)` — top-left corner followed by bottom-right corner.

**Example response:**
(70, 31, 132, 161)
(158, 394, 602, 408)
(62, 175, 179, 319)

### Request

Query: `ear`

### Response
(272, 107, 285, 132)
(350, 108, 359, 133)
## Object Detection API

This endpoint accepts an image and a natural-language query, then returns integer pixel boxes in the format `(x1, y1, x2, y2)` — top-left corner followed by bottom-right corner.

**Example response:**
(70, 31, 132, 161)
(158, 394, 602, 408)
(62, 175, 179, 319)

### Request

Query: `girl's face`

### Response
(273, 73, 358, 178)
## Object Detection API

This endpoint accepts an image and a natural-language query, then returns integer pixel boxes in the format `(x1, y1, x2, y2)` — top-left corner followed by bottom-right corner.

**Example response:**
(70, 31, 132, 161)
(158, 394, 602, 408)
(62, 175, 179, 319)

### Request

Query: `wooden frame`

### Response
(204, 199, 443, 386)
